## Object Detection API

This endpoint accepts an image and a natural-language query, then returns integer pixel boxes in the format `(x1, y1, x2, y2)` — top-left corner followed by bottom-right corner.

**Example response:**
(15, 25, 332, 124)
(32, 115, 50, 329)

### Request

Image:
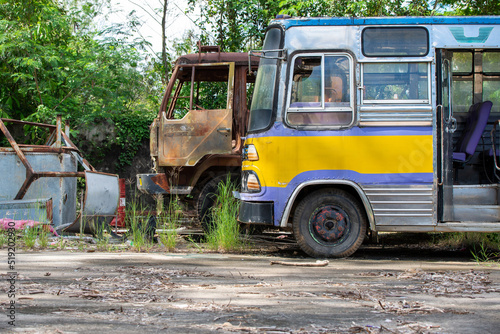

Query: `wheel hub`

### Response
(310, 206, 348, 242)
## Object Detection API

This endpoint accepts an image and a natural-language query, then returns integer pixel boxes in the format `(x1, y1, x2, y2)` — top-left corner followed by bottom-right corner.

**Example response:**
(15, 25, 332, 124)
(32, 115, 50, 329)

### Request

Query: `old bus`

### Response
(237, 16, 500, 257)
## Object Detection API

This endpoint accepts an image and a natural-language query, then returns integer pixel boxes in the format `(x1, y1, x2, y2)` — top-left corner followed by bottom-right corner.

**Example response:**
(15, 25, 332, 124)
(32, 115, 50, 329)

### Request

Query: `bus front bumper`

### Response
(237, 198, 274, 225)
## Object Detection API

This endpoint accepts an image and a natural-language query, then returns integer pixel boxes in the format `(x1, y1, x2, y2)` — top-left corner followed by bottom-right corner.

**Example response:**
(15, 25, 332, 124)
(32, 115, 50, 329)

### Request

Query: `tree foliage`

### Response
(187, 0, 281, 51)
(1, 0, 498, 171)
(187, 0, 498, 53)
(0, 0, 160, 170)
(441, 0, 500, 15)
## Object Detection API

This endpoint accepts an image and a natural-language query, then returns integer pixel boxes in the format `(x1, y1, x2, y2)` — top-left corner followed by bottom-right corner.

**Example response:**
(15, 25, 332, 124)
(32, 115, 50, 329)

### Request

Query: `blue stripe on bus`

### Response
(248, 123, 432, 138)
(275, 16, 500, 29)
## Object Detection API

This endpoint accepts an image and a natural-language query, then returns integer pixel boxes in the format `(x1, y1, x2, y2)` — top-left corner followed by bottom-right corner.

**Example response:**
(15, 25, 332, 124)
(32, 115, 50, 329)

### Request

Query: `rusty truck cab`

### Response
(137, 46, 259, 227)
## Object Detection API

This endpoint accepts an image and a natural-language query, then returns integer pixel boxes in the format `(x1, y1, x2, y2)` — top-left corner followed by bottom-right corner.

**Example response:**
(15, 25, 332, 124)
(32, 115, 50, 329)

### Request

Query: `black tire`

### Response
(293, 189, 367, 258)
(196, 173, 239, 232)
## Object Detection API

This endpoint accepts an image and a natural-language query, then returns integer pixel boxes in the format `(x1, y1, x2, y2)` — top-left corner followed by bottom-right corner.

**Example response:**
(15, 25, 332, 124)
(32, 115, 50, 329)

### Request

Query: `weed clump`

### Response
(157, 195, 181, 251)
(204, 176, 244, 252)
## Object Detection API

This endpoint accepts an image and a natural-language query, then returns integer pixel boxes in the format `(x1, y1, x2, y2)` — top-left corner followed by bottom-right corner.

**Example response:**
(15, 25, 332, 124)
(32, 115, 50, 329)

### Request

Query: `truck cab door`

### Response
(158, 62, 235, 167)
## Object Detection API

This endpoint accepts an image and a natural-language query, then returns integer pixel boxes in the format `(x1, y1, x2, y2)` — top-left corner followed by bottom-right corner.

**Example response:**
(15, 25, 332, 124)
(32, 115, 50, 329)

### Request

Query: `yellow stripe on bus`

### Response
(243, 135, 433, 188)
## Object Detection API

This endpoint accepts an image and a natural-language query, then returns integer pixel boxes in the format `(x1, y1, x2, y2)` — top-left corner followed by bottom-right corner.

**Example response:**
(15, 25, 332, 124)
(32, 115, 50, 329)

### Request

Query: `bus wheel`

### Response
(293, 189, 367, 258)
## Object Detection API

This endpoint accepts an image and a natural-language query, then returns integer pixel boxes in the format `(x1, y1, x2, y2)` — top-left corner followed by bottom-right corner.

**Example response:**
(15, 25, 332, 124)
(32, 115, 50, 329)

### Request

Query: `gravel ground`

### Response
(1, 239, 499, 334)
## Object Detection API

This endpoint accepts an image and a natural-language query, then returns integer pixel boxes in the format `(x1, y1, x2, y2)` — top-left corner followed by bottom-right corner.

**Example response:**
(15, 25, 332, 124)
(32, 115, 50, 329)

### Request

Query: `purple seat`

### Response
(453, 101, 493, 162)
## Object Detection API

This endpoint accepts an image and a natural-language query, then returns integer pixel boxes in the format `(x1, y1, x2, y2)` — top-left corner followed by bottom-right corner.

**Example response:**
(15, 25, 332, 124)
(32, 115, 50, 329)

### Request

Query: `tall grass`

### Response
(126, 197, 153, 252)
(0, 229, 6, 248)
(23, 225, 38, 249)
(157, 195, 181, 251)
(92, 218, 111, 251)
(205, 176, 243, 252)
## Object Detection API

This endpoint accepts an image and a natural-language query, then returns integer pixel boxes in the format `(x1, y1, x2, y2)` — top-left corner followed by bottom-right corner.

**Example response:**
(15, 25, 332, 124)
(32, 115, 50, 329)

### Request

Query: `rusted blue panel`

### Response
(0, 152, 77, 227)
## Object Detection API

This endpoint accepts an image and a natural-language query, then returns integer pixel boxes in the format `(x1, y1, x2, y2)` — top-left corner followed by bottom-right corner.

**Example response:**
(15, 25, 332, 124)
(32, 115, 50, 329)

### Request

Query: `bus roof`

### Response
(272, 16, 500, 29)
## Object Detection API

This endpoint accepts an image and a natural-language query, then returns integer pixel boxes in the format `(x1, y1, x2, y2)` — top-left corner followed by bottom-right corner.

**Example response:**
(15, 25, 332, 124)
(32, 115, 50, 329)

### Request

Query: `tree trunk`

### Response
(162, 0, 169, 83)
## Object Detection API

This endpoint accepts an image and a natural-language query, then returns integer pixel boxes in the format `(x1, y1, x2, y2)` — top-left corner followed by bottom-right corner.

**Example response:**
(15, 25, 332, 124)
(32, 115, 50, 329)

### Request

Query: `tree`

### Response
(440, 0, 500, 15)
(0, 0, 161, 169)
(187, 0, 281, 51)
(187, 0, 498, 55)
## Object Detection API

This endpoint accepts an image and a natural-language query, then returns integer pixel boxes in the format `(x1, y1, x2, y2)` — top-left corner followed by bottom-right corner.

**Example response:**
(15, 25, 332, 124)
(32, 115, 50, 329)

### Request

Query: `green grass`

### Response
(431, 232, 500, 262)
(471, 242, 499, 263)
(92, 219, 111, 251)
(0, 230, 6, 248)
(157, 195, 181, 251)
(38, 226, 49, 248)
(23, 225, 38, 249)
(204, 176, 244, 252)
(125, 196, 154, 252)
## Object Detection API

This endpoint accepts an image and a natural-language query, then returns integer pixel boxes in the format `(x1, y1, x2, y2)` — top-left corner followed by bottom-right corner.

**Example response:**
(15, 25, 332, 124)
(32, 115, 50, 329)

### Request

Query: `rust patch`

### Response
(46, 198, 53, 221)
(151, 173, 170, 192)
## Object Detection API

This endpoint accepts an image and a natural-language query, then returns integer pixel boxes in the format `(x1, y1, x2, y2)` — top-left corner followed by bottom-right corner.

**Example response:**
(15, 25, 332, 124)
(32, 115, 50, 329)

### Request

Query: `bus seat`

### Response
(453, 101, 493, 162)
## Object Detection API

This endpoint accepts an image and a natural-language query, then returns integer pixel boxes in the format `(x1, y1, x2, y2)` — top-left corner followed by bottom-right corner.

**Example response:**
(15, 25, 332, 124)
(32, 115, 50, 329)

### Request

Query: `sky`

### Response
(108, 0, 200, 54)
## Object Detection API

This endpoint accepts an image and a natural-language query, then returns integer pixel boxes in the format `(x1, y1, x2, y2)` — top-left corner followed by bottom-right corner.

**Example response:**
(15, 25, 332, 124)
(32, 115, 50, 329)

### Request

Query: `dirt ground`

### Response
(1, 236, 500, 334)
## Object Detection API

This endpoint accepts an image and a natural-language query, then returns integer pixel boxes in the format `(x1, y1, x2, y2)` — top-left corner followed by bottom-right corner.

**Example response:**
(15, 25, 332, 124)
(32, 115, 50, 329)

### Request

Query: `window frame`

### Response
(360, 60, 432, 105)
(285, 52, 355, 128)
(362, 27, 429, 57)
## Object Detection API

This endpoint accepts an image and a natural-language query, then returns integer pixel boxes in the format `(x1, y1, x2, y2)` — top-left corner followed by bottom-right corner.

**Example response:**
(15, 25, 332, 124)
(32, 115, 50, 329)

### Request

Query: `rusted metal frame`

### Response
(197, 42, 221, 63)
(61, 131, 95, 171)
(54, 115, 62, 148)
(0, 146, 79, 153)
(160, 66, 180, 117)
(232, 65, 248, 154)
(1, 118, 57, 129)
(188, 155, 241, 189)
(167, 79, 185, 119)
(189, 65, 196, 110)
(1, 116, 91, 199)
(226, 62, 235, 114)
(1, 116, 59, 147)
(0, 118, 37, 199)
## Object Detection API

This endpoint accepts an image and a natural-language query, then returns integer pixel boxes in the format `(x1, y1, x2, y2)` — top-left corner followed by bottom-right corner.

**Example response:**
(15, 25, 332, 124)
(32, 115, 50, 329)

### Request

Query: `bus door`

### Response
(436, 50, 456, 222)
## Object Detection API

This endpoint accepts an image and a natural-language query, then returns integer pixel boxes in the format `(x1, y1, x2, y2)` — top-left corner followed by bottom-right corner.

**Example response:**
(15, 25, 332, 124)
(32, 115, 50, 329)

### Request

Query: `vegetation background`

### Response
(1, 0, 498, 178)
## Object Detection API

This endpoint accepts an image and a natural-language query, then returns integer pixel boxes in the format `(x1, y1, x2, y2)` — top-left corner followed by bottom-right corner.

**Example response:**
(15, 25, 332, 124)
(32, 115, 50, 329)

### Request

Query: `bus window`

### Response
(362, 27, 428, 57)
(290, 56, 322, 106)
(483, 52, 500, 109)
(362, 62, 429, 103)
(483, 52, 500, 74)
(452, 52, 474, 113)
(287, 54, 353, 127)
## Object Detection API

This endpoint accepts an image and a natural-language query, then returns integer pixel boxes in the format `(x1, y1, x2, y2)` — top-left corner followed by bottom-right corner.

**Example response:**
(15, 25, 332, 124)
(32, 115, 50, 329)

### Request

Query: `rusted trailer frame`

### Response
(0, 116, 118, 234)
(0, 116, 91, 200)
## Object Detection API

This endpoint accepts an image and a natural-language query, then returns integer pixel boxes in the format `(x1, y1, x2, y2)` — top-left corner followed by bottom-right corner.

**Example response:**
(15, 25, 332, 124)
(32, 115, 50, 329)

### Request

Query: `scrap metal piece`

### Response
(63, 171, 119, 234)
(1, 116, 119, 234)
(137, 173, 170, 194)
(0, 198, 53, 223)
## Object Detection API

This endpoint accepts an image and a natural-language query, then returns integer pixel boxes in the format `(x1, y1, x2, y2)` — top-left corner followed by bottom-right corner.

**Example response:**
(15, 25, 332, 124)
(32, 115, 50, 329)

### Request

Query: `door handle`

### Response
(217, 128, 231, 133)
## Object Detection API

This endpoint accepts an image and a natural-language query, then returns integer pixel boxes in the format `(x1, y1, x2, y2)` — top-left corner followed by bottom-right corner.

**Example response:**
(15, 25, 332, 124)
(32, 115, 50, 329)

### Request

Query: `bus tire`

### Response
(293, 189, 367, 258)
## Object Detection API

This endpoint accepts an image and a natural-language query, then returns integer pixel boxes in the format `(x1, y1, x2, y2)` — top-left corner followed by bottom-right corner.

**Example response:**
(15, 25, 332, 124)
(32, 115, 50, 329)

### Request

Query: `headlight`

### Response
(242, 171, 261, 192)
(243, 144, 259, 161)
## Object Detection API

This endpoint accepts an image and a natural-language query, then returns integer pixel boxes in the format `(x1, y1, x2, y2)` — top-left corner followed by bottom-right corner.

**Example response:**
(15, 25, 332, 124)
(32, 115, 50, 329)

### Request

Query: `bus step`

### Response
(453, 204, 500, 222)
(453, 184, 500, 206)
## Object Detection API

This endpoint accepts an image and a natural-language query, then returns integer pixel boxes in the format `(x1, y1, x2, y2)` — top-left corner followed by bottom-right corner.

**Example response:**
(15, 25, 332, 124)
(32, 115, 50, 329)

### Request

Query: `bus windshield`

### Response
(248, 27, 282, 132)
